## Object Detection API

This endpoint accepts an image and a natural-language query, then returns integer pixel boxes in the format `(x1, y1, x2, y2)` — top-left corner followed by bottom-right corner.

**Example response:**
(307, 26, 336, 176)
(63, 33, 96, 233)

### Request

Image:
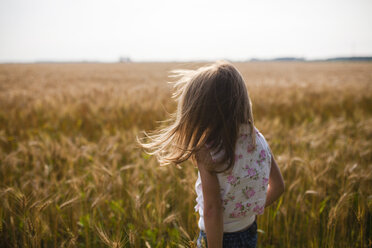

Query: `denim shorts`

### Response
(196, 221, 257, 248)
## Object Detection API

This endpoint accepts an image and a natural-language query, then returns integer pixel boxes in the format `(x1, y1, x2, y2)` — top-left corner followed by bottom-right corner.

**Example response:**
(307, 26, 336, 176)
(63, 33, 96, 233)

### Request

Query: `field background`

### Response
(0, 62, 371, 247)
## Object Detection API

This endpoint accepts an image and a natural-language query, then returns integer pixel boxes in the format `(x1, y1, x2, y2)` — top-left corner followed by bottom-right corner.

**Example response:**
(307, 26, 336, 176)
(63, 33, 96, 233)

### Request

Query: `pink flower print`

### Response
(262, 177, 269, 186)
(260, 150, 266, 159)
(253, 204, 264, 215)
(227, 174, 234, 182)
(232, 211, 245, 218)
(246, 167, 256, 177)
(244, 188, 256, 198)
(227, 175, 237, 185)
(235, 202, 243, 210)
(257, 149, 267, 165)
(242, 203, 252, 212)
(235, 154, 243, 161)
(223, 193, 236, 205)
(247, 143, 255, 153)
(229, 211, 238, 218)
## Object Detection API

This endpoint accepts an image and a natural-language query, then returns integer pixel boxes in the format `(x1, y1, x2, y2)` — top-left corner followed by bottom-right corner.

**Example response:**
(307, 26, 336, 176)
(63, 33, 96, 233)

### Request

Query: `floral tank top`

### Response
(195, 124, 272, 232)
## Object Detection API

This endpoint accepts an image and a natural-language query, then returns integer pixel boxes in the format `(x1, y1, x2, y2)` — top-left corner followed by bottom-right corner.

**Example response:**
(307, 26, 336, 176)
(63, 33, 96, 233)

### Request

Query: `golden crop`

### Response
(0, 62, 371, 247)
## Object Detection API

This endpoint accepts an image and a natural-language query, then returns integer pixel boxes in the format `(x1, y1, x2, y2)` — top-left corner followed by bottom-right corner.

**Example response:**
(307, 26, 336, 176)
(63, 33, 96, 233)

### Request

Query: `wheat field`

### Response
(0, 62, 371, 247)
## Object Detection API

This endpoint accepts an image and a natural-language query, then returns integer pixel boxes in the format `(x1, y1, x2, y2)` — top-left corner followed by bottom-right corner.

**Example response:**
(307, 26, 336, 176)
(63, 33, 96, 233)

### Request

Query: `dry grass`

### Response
(0, 62, 371, 247)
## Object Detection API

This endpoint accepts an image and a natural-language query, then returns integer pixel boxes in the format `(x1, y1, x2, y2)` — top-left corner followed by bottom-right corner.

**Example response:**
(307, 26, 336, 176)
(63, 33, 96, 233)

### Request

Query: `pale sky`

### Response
(0, 0, 371, 62)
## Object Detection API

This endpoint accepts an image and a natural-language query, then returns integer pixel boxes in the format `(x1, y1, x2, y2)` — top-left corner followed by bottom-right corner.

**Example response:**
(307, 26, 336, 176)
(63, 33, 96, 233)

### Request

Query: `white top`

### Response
(195, 124, 272, 232)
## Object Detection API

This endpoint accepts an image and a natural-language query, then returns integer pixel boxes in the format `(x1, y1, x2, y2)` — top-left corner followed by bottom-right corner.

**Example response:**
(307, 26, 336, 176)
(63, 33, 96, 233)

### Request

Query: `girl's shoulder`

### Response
(239, 124, 268, 146)
(253, 127, 271, 150)
(205, 124, 270, 165)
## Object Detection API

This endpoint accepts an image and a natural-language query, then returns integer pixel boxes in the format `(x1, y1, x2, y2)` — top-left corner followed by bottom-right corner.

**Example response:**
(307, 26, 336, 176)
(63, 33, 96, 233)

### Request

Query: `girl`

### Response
(139, 61, 285, 247)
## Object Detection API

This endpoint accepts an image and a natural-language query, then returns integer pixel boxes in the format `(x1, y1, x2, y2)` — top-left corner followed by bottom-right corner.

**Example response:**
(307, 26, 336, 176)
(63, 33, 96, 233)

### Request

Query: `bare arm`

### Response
(194, 147, 223, 248)
(265, 153, 285, 207)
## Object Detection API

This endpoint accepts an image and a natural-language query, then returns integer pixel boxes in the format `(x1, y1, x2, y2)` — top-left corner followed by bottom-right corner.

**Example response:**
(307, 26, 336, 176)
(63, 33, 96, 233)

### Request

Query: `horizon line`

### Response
(1, 56, 372, 64)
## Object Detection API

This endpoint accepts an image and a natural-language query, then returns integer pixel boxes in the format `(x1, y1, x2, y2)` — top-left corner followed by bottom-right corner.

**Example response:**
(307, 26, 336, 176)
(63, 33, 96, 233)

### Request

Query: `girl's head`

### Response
(139, 60, 255, 172)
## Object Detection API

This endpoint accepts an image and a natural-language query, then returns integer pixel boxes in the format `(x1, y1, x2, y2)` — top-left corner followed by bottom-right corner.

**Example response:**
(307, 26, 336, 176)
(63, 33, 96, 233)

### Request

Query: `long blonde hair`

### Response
(138, 60, 255, 172)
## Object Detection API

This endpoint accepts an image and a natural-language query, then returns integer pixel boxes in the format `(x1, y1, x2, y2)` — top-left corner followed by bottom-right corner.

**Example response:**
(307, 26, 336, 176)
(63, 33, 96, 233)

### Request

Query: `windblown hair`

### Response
(138, 60, 256, 172)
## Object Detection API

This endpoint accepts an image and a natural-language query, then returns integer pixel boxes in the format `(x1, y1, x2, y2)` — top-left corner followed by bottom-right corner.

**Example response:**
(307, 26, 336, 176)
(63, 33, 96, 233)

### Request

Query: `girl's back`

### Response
(195, 124, 271, 233)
